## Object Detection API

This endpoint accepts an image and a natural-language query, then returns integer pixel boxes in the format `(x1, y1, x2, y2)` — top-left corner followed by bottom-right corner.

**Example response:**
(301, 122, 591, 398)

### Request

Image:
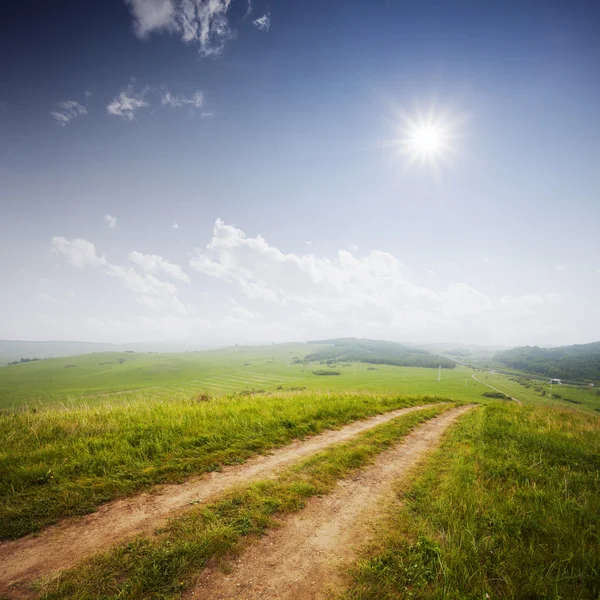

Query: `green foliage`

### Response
(305, 338, 455, 369)
(481, 391, 509, 399)
(342, 404, 600, 599)
(313, 370, 341, 376)
(495, 341, 600, 381)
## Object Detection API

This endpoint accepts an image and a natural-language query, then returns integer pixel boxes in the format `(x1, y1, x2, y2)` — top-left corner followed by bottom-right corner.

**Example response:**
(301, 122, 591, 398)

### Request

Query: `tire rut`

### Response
(0, 403, 445, 597)
(187, 405, 473, 600)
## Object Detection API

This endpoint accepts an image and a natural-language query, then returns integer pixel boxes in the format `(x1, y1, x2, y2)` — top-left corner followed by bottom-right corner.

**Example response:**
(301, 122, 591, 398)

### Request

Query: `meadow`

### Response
(0, 343, 488, 409)
(341, 402, 600, 599)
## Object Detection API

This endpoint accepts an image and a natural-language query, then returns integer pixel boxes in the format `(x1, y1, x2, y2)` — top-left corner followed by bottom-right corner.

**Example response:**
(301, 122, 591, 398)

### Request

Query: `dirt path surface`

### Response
(472, 374, 522, 404)
(0, 403, 444, 598)
(187, 405, 473, 600)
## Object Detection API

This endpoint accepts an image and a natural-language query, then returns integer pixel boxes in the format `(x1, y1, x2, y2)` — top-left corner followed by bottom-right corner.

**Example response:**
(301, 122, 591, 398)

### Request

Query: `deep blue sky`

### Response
(1, 0, 599, 346)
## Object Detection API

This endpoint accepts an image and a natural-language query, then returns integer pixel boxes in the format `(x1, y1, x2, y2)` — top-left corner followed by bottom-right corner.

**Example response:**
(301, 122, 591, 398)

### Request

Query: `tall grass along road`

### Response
(18, 404, 459, 600)
(0, 401, 451, 597)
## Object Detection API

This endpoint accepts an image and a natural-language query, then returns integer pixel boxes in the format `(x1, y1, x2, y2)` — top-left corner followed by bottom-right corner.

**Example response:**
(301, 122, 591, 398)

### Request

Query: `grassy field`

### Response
(340, 403, 600, 599)
(0, 390, 452, 539)
(474, 370, 600, 414)
(0, 343, 490, 410)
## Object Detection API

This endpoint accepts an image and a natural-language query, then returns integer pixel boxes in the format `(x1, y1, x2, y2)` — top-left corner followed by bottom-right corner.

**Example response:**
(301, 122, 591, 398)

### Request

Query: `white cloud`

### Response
(51, 237, 107, 268)
(52, 236, 188, 316)
(37, 278, 60, 304)
(483, 256, 490, 263)
(51, 100, 87, 127)
(252, 12, 270, 32)
(556, 264, 565, 271)
(104, 214, 117, 228)
(187, 219, 568, 343)
(161, 89, 204, 108)
(172, 222, 179, 229)
(107, 82, 149, 120)
(498, 292, 564, 316)
(125, 0, 234, 57)
(129, 251, 191, 283)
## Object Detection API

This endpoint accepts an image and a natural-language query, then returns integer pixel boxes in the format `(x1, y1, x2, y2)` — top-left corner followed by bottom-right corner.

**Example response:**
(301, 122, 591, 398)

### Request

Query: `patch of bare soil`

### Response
(187, 405, 473, 600)
(0, 403, 443, 598)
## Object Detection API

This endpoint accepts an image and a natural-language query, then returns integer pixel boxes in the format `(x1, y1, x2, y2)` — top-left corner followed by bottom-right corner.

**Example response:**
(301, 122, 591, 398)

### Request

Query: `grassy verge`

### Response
(1, 391, 449, 539)
(340, 403, 600, 599)
(37, 404, 455, 600)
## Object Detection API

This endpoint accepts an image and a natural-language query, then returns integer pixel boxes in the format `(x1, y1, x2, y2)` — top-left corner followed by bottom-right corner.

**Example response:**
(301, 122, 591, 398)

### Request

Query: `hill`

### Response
(495, 342, 600, 381)
(305, 338, 455, 369)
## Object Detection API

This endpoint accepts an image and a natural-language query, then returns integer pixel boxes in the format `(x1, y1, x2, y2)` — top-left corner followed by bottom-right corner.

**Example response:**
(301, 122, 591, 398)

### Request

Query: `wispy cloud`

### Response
(52, 236, 189, 315)
(125, 0, 234, 57)
(50, 100, 87, 127)
(104, 214, 117, 228)
(172, 222, 179, 229)
(252, 12, 270, 32)
(129, 250, 191, 283)
(107, 81, 149, 120)
(161, 89, 204, 109)
(556, 264, 565, 271)
(51, 237, 108, 268)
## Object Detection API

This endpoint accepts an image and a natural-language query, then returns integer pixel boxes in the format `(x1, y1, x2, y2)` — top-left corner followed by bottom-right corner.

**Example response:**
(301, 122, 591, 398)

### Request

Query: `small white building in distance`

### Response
(549, 378, 562, 384)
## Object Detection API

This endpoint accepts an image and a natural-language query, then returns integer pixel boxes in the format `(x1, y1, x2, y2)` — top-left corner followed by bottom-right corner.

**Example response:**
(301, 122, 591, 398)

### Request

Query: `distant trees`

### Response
(495, 342, 600, 381)
(305, 338, 455, 369)
(7, 358, 40, 365)
(312, 370, 341, 376)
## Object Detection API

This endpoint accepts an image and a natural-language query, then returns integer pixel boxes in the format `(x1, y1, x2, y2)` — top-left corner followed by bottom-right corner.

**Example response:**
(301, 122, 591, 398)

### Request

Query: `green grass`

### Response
(36, 404, 454, 600)
(340, 403, 600, 599)
(475, 370, 600, 414)
(0, 390, 452, 539)
(0, 343, 492, 409)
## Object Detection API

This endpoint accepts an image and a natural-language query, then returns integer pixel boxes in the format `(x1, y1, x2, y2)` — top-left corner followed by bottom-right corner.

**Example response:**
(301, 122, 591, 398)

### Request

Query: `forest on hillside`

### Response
(495, 342, 600, 381)
(305, 338, 456, 369)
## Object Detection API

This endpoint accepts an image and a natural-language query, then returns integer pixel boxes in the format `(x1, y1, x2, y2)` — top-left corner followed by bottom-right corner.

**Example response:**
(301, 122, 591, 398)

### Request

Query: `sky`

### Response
(1, 0, 599, 348)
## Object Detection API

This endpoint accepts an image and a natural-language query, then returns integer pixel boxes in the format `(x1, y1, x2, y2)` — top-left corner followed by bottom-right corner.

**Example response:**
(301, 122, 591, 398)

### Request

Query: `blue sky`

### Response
(1, 0, 599, 347)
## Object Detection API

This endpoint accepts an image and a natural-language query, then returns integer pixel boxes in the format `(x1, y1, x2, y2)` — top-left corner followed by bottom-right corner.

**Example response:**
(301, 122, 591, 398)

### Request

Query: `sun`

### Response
(401, 117, 452, 164)
(407, 123, 445, 157)
(387, 105, 462, 169)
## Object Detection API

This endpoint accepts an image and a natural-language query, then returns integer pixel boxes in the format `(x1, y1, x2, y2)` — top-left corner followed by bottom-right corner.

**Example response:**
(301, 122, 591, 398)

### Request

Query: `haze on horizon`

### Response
(1, 0, 599, 349)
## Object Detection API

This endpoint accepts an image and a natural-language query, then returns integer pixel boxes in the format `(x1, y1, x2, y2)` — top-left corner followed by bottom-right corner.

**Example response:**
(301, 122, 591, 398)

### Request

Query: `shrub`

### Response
(482, 391, 509, 399)
(312, 370, 341, 376)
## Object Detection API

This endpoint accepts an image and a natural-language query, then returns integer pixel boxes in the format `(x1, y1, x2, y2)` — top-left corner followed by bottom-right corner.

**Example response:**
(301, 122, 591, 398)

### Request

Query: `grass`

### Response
(0, 390, 451, 539)
(475, 370, 600, 414)
(36, 404, 455, 600)
(340, 402, 600, 599)
(0, 343, 493, 409)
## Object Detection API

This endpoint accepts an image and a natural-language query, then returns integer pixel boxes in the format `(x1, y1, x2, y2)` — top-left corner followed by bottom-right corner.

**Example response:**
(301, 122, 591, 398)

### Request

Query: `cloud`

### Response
(51, 237, 107, 268)
(129, 251, 191, 283)
(161, 89, 204, 108)
(37, 278, 60, 304)
(498, 292, 564, 316)
(125, 0, 234, 57)
(252, 12, 270, 31)
(104, 214, 117, 228)
(556, 264, 565, 271)
(52, 236, 188, 316)
(107, 81, 149, 120)
(188, 219, 567, 343)
(51, 100, 87, 127)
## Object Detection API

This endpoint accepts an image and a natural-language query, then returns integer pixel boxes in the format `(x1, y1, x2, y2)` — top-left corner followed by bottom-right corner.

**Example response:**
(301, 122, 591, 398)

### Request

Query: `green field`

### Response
(341, 402, 600, 599)
(0, 343, 488, 410)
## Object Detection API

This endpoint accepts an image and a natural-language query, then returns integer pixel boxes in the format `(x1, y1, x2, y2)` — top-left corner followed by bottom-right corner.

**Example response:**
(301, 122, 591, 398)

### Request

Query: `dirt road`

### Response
(187, 405, 473, 600)
(0, 403, 445, 597)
